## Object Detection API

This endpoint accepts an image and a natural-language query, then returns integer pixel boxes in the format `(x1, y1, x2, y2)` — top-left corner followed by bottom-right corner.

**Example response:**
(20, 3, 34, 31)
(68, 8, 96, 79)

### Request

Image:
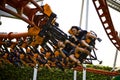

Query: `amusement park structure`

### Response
(0, 0, 120, 77)
(107, 0, 120, 12)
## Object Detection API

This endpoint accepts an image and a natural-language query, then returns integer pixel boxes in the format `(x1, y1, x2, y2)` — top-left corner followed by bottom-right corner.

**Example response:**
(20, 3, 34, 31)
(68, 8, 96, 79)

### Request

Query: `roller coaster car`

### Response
(39, 15, 102, 65)
(0, 1, 104, 68)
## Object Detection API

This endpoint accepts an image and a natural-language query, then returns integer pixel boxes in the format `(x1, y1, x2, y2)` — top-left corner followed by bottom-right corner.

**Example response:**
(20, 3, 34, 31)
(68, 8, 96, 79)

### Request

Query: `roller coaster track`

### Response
(0, 32, 29, 39)
(92, 0, 120, 51)
(107, 0, 120, 12)
(0, 32, 29, 45)
(0, 0, 43, 26)
(0, 0, 120, 76)
(74, 66, 120, 76)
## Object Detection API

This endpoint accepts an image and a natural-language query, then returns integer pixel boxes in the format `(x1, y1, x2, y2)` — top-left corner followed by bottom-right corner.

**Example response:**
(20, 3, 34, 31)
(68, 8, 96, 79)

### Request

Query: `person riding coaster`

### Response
(57, 39, 91, 67)
(68, 26, 102, 64)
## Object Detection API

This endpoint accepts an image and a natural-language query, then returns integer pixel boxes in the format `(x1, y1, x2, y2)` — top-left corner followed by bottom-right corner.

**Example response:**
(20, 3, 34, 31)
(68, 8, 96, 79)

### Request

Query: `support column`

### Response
(33, 64, 39, 80)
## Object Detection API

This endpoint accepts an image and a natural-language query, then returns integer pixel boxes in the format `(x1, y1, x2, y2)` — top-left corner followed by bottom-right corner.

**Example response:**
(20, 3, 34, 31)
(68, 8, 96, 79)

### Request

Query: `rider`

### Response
(68, 26, 102, 63)
(57, 39, 90, 66)
(69, 26, 102, 50)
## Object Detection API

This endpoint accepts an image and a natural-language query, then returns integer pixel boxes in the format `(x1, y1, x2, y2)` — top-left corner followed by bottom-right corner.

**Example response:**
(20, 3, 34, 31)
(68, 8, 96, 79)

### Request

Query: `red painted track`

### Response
(74, 66, 120, 76)
(92, 0, 120, 51)
(0, 0, 119, 76)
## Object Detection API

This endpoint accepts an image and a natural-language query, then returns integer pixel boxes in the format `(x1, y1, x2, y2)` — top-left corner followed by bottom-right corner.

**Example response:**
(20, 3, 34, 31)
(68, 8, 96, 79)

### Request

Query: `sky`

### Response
(0, 0, 120, 67)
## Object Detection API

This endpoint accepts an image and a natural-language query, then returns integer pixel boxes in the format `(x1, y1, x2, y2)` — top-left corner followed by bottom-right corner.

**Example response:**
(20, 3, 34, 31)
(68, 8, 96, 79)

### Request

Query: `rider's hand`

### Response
(97, 38, 102, 42)
(65, 40, 70, 44)
(88, 45, 94, 50)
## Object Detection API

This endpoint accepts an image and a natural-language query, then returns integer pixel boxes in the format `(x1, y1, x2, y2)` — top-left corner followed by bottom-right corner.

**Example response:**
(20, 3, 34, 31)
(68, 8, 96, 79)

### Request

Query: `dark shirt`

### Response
(62, 43, 75, 57)
(63, 43, 74, 53)
(69, 30, 87, 45)
(76, 30, 87, 41)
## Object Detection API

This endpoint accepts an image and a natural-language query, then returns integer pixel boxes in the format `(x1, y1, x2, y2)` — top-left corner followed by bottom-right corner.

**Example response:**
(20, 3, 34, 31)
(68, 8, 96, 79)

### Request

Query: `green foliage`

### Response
(0, 64, 33, 80)
(112, 76, 120, 80)
(0, 64, 116, 80)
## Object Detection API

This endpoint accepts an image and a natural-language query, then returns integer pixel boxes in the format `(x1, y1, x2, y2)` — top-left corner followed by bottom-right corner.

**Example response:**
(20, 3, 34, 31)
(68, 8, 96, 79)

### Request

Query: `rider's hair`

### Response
(71, 26, 81, 30)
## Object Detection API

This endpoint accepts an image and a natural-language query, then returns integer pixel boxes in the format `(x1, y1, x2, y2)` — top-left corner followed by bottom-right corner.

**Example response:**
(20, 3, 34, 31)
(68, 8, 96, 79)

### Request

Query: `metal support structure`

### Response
(82, 0, 89, 80)
(85, 0, 89, 30)
(79, 0, 85, 27)
(74, 70, 77, 80)
(112, 32, 120, 71)
(82, 64, 87, 80)
(112, 48, 118, 71)
(0, 16, 1, 25)
(107, 0, 120, 12)
(33, 64, 38, 80)
(82, 64, 86, 80)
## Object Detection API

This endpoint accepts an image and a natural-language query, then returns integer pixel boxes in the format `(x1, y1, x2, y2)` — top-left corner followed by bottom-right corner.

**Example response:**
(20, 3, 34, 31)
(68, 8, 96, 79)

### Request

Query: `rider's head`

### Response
(71, 26, 81, 35)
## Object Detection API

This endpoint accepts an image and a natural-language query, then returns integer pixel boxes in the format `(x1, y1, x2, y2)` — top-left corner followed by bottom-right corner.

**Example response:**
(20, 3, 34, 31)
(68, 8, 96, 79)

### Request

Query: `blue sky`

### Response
(0, 0, 120, 67)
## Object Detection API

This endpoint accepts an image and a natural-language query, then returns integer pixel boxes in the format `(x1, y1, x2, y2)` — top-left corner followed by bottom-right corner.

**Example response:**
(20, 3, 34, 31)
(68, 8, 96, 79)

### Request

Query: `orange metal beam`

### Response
(0, 0, 44, 26)
(0, 32, 29, 39)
